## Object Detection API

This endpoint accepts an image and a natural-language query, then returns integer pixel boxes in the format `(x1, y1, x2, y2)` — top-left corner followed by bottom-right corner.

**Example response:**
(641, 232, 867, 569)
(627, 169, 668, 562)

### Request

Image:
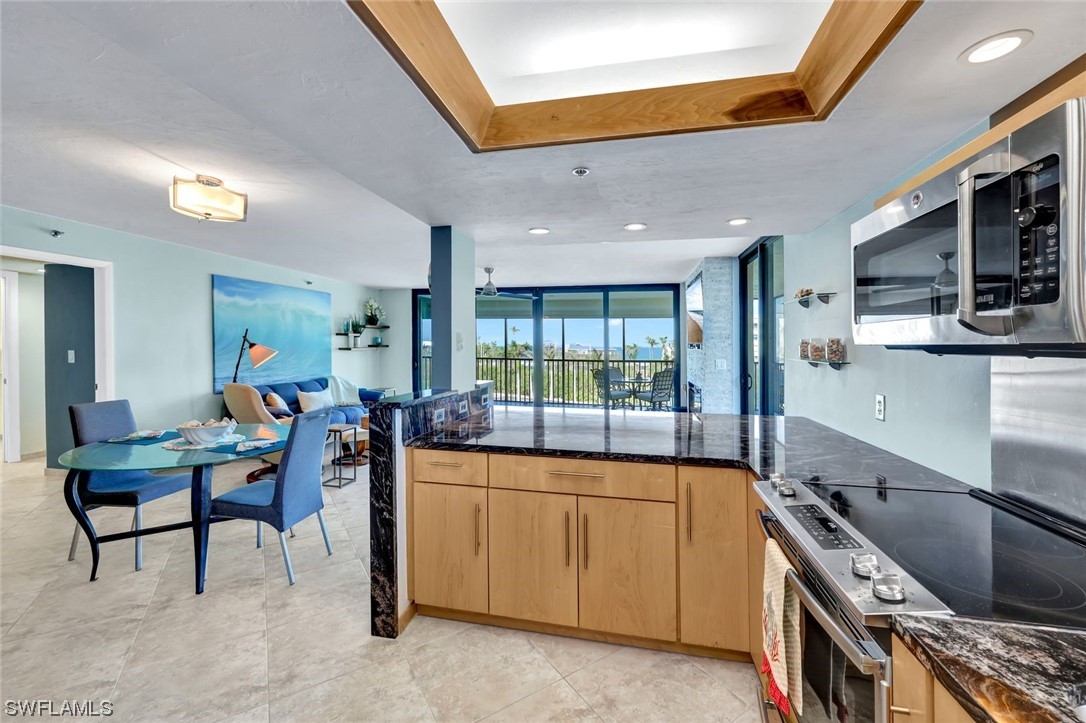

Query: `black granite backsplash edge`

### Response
(407, 438, 756, 471)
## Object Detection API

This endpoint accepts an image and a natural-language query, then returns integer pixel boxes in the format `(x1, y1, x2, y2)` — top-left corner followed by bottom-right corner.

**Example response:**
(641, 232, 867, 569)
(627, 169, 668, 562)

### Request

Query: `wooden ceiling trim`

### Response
(482, 73, 813, 150)
(797, 0, 923, 118)
(345, 0, 493, 149)
(348, 0, 920, 152)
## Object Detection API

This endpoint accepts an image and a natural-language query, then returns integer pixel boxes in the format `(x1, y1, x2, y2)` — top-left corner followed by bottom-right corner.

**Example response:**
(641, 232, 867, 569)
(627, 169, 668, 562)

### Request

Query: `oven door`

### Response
(756, 512, 889, 723)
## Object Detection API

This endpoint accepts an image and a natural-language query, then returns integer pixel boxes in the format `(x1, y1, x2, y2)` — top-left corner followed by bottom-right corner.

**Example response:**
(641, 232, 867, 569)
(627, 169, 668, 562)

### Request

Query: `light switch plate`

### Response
(715, 359, 728, 371)
(875, 394, 886, 421)
(67, 350, 76, 364)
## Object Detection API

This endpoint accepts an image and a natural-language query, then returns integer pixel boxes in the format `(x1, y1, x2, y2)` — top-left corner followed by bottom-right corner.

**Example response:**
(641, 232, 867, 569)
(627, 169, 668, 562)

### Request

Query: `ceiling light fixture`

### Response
(170, 175, 248, 222)
(624, 223, 647, 231)
(959, 30, 1033, 64)
(528, 227, 550, 235)
(728, 217, 751, 226)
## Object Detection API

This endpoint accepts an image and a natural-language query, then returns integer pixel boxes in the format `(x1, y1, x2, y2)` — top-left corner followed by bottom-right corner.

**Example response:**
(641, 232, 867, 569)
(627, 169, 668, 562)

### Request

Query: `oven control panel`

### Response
(1016, 154, 1061, 306)
(786, 504, 863, 550)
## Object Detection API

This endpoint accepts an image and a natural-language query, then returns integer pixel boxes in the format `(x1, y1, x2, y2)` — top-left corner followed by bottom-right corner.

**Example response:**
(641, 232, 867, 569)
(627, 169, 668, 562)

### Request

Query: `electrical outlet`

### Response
(715, 359, 728, 371)
(875, 394, 886, 421)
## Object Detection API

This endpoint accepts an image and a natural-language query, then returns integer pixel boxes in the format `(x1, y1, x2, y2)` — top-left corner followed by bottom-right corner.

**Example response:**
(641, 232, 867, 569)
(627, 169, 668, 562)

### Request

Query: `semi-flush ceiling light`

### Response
(170, 175, 248, 222)
(728, 217, 751, 226)
(960, 30, 1033, 64)
(528, 227, 550, 235)
(624, 222, 647, 231)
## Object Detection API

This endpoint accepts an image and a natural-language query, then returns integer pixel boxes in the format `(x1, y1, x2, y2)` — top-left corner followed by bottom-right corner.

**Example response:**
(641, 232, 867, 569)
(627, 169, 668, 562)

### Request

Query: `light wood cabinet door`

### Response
(933, 683, 973, 723)
(413, 482, 488, 613)
(678, 468, 749, 650)
(578, 496, 677, 641)
(891, 636, 934, 723)
(488, 489, 578, 627)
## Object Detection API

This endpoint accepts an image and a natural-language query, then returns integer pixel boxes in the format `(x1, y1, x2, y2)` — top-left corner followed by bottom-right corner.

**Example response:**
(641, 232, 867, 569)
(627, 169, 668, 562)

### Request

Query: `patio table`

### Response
(58, 423, 289, 594)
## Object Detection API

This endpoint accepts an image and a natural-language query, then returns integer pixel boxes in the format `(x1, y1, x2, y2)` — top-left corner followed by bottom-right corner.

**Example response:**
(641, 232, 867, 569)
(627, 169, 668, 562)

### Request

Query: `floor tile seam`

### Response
(473, 674, 572, 723)
(398, 641, 444, 723)
(0, 587, 45, 642)
(264, 592, 366, 631)
(106, 527, 180, 701)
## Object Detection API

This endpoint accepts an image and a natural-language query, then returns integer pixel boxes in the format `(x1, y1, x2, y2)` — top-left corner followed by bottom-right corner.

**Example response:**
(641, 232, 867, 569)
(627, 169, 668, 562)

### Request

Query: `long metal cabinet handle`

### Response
(889, 706, 912, 715)
(956, 151, 1015, 336)
(583, 514, 588, 569)
(474, 503, 481, 555)
(564, 510, 570, 567)
(547, 470, 605, 479)
(686, 481, 693, 541)
(429, 461, 463, 468)
(784, 568, 884, 675)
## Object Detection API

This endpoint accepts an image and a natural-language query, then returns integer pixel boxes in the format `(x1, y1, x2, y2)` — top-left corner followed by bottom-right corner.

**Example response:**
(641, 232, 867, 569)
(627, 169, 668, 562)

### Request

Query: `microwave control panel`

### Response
(1016, 154, 1061, 306)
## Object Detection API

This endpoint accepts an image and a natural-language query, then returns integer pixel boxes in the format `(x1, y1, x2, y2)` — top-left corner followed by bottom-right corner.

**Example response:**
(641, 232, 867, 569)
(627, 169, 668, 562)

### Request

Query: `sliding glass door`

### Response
(413, 285, 680, 409)
(739, 237, 785, 415)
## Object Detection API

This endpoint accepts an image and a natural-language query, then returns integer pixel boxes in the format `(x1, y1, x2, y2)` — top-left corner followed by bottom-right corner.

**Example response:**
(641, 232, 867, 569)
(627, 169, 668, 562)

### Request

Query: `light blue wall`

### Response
(783, 122, 993, 488)
(1, 205, 390, 430)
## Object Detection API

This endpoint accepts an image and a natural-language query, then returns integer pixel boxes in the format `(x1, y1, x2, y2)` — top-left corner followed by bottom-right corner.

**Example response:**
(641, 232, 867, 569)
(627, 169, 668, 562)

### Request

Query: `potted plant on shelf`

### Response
(350, 314, 364, 347)
(363, 299, 385, 327)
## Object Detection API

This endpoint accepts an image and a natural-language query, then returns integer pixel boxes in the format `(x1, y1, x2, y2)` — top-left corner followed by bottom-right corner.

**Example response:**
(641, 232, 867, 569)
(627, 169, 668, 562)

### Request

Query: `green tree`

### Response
(645, 336, 658, 357)
(659, 335, 672, 361)
(624, 343, 639, 360)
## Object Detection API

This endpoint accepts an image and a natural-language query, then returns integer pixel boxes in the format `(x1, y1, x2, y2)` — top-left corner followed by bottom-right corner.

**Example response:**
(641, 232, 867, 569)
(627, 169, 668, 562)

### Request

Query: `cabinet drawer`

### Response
(413, 449, 488, 486)
(489, 454, 675, 502)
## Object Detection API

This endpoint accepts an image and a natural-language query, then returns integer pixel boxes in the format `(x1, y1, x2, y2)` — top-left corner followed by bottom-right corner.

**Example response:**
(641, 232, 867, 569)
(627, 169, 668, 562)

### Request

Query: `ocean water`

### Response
(212, 275, 332, 392)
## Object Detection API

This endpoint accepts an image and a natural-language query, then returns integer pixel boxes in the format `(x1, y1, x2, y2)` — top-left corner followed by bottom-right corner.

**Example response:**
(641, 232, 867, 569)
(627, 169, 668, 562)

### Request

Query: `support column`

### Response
(430, 226, 476, 392)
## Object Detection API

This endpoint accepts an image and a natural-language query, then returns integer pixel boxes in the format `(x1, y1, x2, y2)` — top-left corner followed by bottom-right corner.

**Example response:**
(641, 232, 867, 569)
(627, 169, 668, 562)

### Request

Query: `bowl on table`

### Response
(176, 420, 238, 446)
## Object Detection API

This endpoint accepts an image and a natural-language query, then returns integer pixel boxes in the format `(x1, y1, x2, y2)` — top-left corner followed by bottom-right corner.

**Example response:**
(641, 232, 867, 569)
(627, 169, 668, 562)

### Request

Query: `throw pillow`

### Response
(265, 392, 288, 409)
(265, 406, 294, 419)
(297, 388, 334, 413)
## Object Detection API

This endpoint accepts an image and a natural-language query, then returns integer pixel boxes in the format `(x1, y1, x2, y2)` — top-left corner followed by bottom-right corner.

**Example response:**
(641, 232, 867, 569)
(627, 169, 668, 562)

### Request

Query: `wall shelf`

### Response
(792, 358, 850, 370)
(338, 344, 388, 351)
(788, 292, 837, 308)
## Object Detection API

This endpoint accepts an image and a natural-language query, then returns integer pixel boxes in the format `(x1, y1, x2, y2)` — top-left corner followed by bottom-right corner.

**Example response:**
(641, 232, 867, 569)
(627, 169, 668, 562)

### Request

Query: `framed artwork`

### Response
(212, 274, 331, 392)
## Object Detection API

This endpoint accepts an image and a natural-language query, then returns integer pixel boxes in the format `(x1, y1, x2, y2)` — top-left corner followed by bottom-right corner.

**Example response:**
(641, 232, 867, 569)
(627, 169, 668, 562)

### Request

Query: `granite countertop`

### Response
(893, 614, 1086, 723)
(408, 406, 969, 491)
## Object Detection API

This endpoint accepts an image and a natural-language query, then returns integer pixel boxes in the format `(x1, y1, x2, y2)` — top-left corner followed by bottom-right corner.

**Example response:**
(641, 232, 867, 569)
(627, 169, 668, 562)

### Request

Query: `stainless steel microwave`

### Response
(851, 98, 1085, 354)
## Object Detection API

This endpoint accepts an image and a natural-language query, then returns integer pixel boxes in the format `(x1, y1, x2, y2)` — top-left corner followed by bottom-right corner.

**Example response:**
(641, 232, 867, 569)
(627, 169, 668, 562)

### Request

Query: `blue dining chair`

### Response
(68, 400, 191, 571)
(209, 409, 333, 584)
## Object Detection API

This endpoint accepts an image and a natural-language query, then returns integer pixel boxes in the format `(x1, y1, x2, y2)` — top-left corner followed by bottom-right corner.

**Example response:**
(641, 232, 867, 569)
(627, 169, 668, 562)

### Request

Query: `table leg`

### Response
(63, 470, 100, 582)
(191, 464, 213, 594)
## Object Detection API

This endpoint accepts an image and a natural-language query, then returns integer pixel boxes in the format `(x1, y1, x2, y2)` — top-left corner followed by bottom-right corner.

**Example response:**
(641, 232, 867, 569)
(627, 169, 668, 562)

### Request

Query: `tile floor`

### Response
(1, 456, 762, 721)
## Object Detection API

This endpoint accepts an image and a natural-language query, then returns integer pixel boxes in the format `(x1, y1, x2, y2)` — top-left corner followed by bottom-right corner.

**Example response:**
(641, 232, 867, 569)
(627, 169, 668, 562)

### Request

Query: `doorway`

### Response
(739, 237, 785, 415)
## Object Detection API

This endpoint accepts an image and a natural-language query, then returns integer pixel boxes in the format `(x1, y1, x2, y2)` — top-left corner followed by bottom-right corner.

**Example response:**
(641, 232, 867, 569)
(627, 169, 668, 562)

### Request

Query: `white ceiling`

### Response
(434, 1, 832, 104)
(2, 1, 1085, 291)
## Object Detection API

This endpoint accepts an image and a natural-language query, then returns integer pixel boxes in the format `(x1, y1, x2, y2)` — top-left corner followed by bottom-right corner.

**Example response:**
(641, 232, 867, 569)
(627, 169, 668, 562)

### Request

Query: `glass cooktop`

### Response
(806, 482, 1086, 629)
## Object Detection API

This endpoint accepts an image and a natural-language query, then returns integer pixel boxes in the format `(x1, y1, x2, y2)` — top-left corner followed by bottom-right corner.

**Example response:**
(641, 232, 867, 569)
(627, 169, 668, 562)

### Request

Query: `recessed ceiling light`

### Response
(960, 30, 1033, 64)
(528, 227, 550, 235)
(571, 167, 590, 178)
(728, 217, 751, 226)
(624, 222, 647, 231)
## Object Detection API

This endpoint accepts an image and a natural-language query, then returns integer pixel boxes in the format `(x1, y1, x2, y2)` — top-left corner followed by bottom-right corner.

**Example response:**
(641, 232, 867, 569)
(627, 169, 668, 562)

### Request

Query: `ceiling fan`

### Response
(476, 267, 533, 300)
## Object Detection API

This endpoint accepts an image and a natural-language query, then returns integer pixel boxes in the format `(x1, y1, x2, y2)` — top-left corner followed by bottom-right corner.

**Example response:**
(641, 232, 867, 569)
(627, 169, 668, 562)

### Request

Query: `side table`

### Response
(323, 424, 367, 488)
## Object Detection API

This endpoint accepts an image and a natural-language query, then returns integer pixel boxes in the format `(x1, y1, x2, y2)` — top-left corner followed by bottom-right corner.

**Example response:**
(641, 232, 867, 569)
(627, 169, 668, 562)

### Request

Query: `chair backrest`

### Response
(223, 383, 279, 425)
(651, 367, 675, 398)
(69, 400, 137, 446)
(273, 408, 332, 529)
(592, 369, 608, 397)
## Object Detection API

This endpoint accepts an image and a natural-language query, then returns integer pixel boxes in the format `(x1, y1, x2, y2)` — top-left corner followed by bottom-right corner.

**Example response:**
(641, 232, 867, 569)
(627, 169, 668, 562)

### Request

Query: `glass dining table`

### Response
(58, 423, 289, 594)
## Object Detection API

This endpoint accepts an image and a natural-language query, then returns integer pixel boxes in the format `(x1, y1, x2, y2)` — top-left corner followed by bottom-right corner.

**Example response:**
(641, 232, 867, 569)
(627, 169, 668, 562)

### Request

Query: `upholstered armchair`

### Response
(223, 383, 288, 475)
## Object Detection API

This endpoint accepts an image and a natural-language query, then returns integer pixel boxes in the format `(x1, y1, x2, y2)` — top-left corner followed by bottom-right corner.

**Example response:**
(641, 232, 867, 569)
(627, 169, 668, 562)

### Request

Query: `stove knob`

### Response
(850, 552, 880, 578)
(777, 480, 796, 498)
(1018, 205, 1055, 228)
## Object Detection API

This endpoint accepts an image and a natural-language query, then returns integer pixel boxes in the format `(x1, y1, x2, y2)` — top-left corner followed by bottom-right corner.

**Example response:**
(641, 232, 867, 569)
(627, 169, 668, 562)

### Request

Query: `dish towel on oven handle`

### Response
(762, 538, 803, 717)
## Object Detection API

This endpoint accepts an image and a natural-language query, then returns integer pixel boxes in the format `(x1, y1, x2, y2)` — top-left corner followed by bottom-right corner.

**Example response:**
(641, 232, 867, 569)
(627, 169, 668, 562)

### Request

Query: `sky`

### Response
(476, 317, 674, 358)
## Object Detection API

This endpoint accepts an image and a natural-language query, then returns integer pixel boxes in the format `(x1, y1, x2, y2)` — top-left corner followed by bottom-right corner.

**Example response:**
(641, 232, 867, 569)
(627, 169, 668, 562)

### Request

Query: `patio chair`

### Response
(592, 368, 632, 408)
(635, 367, 676, 410)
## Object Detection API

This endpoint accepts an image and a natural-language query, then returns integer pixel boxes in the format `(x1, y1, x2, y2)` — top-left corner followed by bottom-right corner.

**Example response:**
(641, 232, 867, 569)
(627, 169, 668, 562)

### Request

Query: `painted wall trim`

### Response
(0, 269, 21, 462)
(2, 245, 115, 404)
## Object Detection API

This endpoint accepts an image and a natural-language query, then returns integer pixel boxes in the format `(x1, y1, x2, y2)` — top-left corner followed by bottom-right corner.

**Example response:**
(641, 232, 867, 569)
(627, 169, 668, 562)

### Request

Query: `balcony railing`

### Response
(419, 355, 674, 407)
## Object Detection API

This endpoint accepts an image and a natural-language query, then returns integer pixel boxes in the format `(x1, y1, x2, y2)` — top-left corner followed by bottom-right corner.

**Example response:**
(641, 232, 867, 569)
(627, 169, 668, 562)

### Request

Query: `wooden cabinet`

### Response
(891, 636, 934, 723)
(578, 496, 677, 641)
(678, 468, 749, 650)
(412, 482, 488, 613)
(489, 454, 675, 502)
(413, 449, 488, 486)
(933, 681, 973, 723)
(488, 489, 578, 627)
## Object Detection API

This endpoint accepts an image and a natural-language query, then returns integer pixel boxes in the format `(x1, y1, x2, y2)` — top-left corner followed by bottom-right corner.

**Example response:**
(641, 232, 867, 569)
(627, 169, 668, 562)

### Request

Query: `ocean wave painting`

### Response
(212, 275, 332, 392)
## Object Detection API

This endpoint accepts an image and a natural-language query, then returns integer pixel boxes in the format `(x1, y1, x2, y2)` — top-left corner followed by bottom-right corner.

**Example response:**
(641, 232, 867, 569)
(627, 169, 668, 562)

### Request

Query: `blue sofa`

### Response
(252, 378, 384, 426)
